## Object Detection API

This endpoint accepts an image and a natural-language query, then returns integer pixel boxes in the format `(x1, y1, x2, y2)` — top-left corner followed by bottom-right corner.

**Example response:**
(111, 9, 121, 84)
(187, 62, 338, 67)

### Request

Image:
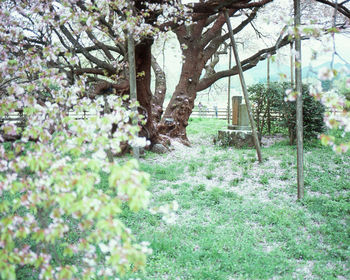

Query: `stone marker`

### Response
(217, 95, 255, 148)
(232, 96, 242, 126)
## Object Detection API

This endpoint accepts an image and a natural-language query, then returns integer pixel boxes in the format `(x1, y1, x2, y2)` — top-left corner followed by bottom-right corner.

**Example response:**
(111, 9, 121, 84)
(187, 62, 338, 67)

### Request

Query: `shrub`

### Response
(248, 83, 282, 137)
(248, 82, 326, 144)
(277, 82, 325, 144)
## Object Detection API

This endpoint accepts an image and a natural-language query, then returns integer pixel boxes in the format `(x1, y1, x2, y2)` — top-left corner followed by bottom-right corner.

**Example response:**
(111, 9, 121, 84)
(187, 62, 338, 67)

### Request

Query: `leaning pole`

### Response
(224, 9, 262, 163)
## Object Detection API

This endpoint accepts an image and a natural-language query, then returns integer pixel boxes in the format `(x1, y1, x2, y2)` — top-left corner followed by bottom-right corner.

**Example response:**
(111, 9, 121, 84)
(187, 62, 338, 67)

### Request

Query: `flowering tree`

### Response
(0, 1, 349, 278)
(1, 0, 288, 146)
(0, 1, 165, 279)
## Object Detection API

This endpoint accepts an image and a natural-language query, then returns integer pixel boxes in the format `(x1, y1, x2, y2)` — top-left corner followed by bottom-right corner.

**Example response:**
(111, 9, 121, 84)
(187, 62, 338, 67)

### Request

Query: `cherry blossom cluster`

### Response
(0, 1, 164, 279)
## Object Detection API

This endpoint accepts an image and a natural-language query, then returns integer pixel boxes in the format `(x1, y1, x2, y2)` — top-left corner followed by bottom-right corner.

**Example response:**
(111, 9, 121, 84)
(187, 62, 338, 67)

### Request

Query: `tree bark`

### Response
(135, 39, 160, 145)
(151, 55, 167, 123)
(159, 23, 207, 144)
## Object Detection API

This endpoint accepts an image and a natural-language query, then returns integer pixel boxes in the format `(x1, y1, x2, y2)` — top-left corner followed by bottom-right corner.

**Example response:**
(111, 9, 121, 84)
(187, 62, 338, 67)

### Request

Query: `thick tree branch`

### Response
(74, 68, 106, 76)
(201, 12, 230, 49)
(205, 14, 220, 27)
(197, 35, 292, 92)
(315, 0, 350, 18)
(190, 0, 272, 14)
(151, 55, 167, 122)
(202, 8, 258, 63)
(151, 55, 167, 108)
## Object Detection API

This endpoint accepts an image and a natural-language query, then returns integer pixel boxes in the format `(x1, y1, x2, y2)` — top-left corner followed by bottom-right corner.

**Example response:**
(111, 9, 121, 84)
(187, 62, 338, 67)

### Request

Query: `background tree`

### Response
(158, 0, 350, 143)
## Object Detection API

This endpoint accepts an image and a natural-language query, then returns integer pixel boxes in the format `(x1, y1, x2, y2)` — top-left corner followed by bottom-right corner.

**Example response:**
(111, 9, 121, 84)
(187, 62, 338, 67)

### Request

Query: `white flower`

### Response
(83, 257, 96, 266)
(99, 243, 109, 254)
(284, 89, 298, 102)
(318, 67, 334, 81)
(105, 268, 113, 276)
(172, 200, 179, 211)
(92, 149, 106, 161)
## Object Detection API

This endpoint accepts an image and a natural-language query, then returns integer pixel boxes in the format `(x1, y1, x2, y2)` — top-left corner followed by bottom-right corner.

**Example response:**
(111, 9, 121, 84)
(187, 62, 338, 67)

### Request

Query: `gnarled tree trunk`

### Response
(159, 22, 207, 144)
(151, 55, 167, 123)
(135, 39, 160, 145)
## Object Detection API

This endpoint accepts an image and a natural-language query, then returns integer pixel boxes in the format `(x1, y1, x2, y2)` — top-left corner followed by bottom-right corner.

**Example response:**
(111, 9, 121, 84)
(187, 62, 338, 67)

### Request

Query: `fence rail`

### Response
(191, 108, 228, 119)
(1, 108, 343, 125)
(0, 111, 96, 123)
(190, 108, 283, 121)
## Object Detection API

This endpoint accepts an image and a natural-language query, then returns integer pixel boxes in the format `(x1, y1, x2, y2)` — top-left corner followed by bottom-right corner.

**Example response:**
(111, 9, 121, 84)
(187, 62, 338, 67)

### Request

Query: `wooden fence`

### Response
(190, 108, 283, 122)
(191, 108, 228, 119)
(1, 108, 342, 125)
(0, 109, 285, 125)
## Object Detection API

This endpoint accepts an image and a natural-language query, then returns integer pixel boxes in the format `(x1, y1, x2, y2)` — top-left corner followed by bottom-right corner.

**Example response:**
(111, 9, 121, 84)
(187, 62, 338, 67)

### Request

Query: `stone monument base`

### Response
(217, 129, 255, 148)
(227, 124, 251, 131)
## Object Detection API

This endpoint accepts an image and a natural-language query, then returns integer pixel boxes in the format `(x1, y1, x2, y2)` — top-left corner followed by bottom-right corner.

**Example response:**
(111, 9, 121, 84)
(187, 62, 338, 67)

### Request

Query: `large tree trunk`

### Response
(159, 24, 206, 144)
(151, 55, 167, 123)
(135, 39, 160, 145)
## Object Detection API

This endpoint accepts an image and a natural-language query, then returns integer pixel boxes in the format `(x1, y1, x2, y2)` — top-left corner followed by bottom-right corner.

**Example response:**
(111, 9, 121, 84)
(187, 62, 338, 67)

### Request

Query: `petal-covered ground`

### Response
(121, 118, 350, 280)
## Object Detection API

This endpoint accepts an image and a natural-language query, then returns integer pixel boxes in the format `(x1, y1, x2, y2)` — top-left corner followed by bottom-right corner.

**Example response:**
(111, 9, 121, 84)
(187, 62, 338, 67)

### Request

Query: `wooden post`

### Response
(290, 42, 294, 86)
(224, 10, 262, 163)
(128, 34, 140, 159)
(294, 0, 304, 199)
(267, 57, 271, 134)
(232, 96, 241, 126)
(267, 57, 270, 87)
(227, 47, 232, 124)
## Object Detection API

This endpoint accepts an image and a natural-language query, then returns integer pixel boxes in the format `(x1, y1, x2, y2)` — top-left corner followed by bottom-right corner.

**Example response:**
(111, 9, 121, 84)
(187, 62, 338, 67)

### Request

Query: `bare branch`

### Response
(59, 25, 116, 74)
(86, 31, 115, 61)
(315, 0, 350, 18)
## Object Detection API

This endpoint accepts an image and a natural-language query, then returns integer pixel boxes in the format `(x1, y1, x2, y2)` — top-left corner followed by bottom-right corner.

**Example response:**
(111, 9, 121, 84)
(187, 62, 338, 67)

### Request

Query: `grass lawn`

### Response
(121, 118, 350, 280)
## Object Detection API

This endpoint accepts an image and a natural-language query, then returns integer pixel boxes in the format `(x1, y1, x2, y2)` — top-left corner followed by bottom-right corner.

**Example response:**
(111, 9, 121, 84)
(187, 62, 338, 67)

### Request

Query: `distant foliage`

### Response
(249, 82, 326, 144)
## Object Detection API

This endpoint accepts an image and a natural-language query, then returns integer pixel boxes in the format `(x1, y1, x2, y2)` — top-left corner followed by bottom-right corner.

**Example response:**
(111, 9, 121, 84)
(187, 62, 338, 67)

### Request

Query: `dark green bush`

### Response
(248, 83, 283, 137)
(248, 82, 325, 144)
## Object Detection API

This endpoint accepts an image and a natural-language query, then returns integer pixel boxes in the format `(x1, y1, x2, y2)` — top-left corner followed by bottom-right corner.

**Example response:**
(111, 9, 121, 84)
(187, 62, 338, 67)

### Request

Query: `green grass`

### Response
(186, 117, 227, 136)
(5, 118, 349, 279)
(140, 162, 185, 182)
(118, 118, 350, 280)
